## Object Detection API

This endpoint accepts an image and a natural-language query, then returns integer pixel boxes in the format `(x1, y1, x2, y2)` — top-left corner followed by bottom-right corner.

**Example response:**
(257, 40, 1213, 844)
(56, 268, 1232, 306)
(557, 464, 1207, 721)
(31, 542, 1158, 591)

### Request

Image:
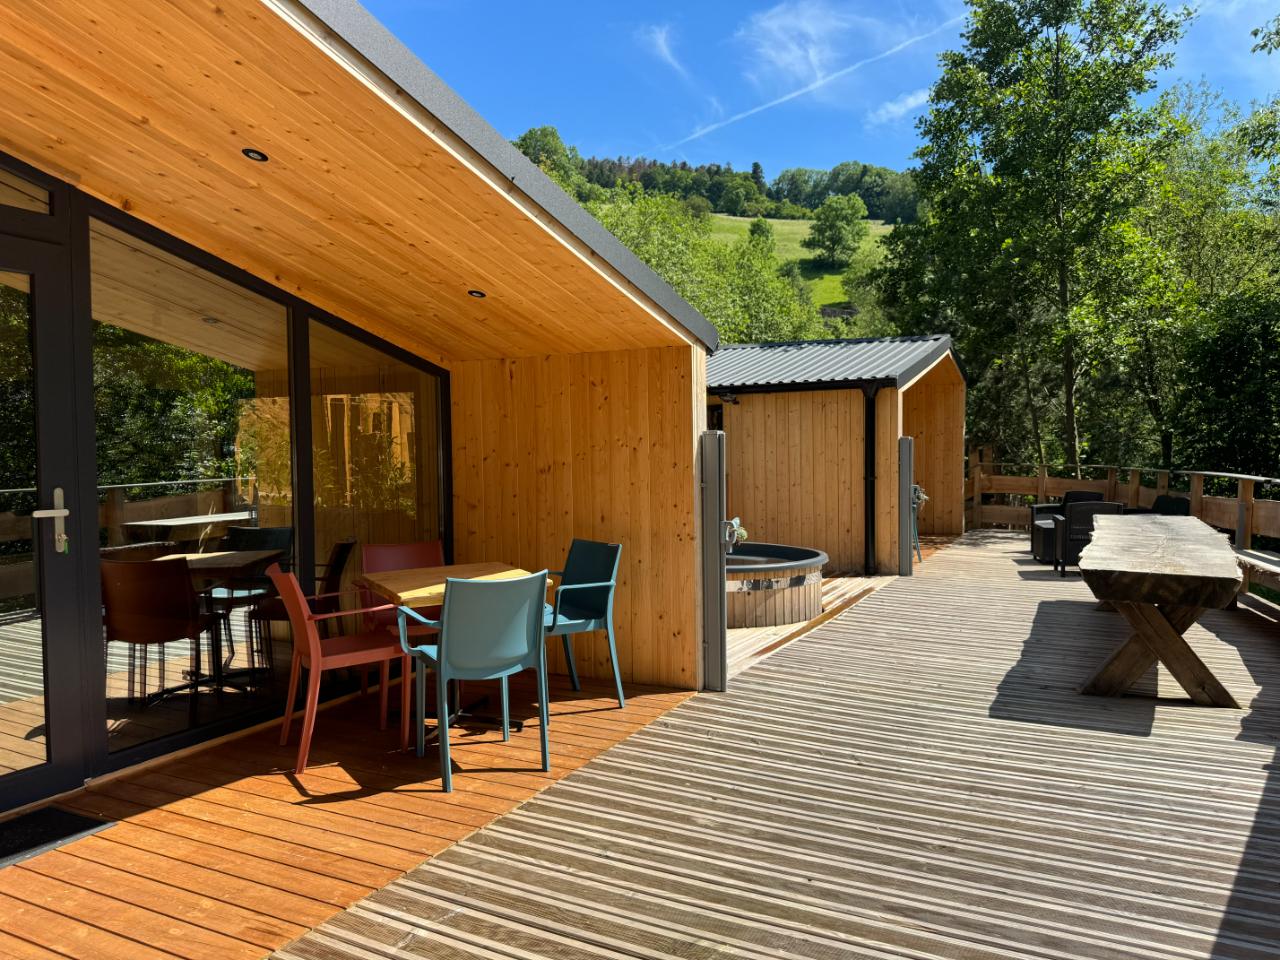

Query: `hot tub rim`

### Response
(726, 541, 829, 574)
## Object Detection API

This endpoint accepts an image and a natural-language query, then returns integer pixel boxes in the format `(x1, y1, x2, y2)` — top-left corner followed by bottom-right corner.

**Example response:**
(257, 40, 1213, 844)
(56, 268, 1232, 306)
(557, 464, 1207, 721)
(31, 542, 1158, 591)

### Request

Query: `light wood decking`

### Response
(0, 675, 689, 959)
(273, 531, 1280, 960)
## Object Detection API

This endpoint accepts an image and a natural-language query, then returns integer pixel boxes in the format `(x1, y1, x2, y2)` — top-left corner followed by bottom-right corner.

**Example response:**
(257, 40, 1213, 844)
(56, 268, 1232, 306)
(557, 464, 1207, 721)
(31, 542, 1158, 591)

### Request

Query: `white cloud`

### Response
(637, 23, 688, 79)
(665, 12, 963, 149)
(867, 87, 930, 125)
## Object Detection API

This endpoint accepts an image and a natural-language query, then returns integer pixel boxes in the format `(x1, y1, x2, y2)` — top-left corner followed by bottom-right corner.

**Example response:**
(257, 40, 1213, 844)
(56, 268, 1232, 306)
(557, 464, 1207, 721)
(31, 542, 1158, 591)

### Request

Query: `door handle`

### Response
(31, 487, 70, 554)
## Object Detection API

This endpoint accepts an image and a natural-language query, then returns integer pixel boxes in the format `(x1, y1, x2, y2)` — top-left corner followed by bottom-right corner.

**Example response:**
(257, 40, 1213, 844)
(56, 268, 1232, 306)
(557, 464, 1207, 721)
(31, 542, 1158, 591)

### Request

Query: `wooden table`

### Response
(356, 562, 534, 745)
(1078, 515, 1242, 707)
(125, 510, 255, 543)
(156, 549, 283, 580)
(356, 562, 532, 609)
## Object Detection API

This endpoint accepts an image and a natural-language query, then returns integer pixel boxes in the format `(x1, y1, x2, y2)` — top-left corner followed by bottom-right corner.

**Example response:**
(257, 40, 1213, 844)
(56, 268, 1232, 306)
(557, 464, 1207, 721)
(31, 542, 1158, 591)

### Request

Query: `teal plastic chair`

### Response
(544, 540, 624, 708)
(397, 570, 550, 793)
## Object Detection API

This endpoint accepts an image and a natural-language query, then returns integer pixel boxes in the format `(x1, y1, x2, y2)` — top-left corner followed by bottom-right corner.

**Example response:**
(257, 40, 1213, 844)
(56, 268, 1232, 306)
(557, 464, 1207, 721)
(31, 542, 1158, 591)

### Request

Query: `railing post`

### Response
(972, 464, 984, 529)
(1126, 469, 1141, 508)
(1156, 470, 1169, 496)
(1036, 464, 1047, 503)
(1105, 467, 1118, 503)
(1189, 474, 1204, 519)
(1237, 478, 1255, 550)
(104, 487, 126, 546)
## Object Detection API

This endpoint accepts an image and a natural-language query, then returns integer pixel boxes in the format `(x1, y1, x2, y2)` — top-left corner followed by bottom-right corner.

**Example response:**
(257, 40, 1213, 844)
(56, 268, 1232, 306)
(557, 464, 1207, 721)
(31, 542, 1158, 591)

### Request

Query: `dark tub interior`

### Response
(726, 542, 829, 573)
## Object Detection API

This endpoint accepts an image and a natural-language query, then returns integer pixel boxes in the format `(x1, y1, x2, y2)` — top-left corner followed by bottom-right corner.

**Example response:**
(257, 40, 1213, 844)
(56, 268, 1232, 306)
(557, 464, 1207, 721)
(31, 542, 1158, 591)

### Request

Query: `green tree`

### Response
(747, 216, 774, 249)
(889, 0, 1189, 466)
(801, 194, 869, 266)
(750, 161, 767, 193)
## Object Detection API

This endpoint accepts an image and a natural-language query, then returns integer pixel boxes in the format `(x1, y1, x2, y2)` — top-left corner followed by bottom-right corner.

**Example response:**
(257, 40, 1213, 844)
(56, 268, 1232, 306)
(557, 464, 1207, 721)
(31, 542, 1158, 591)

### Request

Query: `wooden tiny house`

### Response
(0, 0, 715, 813)
(708, 337, 965, 574)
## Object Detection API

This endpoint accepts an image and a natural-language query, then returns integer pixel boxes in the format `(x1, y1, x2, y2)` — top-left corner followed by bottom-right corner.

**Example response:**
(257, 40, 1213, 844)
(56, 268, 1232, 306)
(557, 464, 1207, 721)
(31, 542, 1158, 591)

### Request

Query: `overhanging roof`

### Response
(0, 0, 717, 364)
(707, 335, 959, 393)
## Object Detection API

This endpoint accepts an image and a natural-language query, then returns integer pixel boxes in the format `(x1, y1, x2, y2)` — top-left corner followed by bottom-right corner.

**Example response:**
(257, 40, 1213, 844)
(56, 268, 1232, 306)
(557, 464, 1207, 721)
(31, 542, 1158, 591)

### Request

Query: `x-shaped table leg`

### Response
(1081, 602, 1239, 708)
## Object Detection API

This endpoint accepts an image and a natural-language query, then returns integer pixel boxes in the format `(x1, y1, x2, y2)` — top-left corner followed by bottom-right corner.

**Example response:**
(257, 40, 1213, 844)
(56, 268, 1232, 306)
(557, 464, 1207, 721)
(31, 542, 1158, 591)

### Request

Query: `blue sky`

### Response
(364, 1, 1279, 177)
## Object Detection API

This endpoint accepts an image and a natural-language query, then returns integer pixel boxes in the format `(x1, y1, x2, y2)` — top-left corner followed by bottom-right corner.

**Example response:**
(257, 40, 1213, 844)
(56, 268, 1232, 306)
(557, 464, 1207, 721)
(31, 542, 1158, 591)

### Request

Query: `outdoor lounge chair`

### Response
(544, 539, 625, 708)
(1124, 493, 1191, 516)
(1053, 501, 1123, 575)
(397, 570, 552, 792)
(1030, 489, 1103, 564)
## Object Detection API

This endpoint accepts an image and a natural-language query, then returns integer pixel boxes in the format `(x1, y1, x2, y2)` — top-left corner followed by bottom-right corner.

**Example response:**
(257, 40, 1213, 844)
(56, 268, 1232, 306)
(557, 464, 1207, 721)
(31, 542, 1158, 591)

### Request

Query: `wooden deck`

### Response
(273, 531, 1280, 960)
(726, 536, 952, 678)
(0, 675, 689, 959)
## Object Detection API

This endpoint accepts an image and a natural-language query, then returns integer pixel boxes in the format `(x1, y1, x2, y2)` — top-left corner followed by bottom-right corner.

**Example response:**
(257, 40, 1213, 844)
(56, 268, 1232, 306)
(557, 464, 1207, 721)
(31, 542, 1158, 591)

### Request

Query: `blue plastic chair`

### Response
(544, 540, 624, 708)
(397, 570, 550, 793)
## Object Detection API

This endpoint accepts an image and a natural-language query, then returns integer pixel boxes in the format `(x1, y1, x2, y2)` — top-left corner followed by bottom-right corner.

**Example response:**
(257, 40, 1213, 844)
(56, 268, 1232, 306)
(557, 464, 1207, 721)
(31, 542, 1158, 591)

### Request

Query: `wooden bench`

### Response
(1236, 548, 1280, 594)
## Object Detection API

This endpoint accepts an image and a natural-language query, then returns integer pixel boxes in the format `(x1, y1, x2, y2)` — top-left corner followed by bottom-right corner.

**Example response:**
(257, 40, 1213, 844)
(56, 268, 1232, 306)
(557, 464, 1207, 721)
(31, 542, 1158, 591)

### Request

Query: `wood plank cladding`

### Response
(450, 346, 705, 690)
(901, 355, 966, 536)
(719, 354, 964, 576)
(0, 0, 694, 364)
(722, 390, 865, 572)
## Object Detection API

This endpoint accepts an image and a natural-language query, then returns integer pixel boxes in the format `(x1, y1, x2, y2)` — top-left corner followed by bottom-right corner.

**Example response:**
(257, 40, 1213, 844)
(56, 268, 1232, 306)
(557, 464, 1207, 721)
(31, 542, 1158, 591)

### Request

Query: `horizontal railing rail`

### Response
(965, 463, 1280, 549)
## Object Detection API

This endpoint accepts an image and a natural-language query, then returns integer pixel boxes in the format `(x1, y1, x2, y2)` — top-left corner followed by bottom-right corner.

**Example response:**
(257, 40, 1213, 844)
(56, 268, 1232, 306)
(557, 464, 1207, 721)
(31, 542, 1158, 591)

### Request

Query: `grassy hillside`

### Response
(709, 214, 892, 309)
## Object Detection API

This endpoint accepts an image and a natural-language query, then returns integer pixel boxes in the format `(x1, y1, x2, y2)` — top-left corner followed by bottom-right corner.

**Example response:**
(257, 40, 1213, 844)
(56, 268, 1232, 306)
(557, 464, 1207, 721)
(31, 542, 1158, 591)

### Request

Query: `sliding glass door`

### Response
(0, 152, 451, 813)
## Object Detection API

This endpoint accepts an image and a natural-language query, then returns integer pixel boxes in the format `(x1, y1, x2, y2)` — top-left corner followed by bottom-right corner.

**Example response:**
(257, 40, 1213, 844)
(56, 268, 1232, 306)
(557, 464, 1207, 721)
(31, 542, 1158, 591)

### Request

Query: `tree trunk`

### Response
(1059, 261, 1079, 476)
(1161, 429, 1173, 471)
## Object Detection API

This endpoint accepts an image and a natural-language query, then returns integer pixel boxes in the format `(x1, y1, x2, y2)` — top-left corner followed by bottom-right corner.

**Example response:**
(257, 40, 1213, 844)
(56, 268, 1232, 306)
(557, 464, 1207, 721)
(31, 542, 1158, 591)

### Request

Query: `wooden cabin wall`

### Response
(901, 357, 966, 536)
(450, 344, 705, 690)
(874, 387, 901, 573)
(721, 390, 865, 573)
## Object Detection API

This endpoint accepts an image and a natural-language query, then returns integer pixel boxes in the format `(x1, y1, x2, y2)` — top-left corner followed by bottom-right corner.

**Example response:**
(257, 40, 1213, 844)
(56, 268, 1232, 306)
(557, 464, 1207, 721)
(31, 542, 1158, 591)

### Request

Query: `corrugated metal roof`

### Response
(707, 335, 955, 391)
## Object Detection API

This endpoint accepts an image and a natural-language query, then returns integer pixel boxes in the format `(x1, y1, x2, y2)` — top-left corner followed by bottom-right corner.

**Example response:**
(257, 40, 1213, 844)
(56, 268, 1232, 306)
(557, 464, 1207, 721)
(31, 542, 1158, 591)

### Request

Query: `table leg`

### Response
(1082, 602, 1238, 707)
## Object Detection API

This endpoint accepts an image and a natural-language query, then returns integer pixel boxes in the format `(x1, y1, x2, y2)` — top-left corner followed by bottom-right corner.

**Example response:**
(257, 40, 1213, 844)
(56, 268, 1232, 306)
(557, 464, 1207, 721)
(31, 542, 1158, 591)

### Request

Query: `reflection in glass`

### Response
(90, 220, 292, 752)
(0, 169, 49, 215)
(0, 270, 48, 774)
(309, 321, 443, 588)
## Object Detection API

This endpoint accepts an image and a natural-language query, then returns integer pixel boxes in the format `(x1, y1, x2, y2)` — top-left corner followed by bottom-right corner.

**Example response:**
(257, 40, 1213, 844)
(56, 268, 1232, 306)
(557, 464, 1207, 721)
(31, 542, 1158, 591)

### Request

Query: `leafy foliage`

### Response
(587, 187, 820, 343)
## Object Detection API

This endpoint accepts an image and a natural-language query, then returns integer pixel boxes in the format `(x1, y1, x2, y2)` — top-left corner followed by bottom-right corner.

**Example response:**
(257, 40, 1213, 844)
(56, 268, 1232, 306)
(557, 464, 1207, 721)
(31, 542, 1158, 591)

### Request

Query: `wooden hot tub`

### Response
(726, 542, 828, 628)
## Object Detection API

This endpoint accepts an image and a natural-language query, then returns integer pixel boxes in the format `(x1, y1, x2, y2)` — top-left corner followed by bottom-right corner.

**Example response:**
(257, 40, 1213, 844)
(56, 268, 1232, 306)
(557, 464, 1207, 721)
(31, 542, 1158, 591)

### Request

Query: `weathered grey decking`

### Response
(274, 531, 1280, 960)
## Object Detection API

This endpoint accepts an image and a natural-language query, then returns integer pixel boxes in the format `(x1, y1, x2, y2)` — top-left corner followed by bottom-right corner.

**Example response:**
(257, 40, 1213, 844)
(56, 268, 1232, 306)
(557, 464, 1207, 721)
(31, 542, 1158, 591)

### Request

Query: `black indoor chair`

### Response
(1053, 501, 1123, 575)
(208, 525, 295, 669)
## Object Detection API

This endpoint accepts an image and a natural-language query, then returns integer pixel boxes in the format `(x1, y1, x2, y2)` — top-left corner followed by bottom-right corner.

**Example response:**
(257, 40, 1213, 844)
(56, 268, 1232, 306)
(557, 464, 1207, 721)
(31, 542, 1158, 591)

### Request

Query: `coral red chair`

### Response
(361, 540, 446, 636)
(269, 564, 411, 773)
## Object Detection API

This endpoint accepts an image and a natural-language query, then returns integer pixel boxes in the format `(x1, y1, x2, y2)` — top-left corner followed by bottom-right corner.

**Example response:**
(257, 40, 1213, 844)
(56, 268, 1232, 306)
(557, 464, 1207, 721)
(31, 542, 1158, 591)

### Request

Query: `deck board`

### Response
(0, 674, 689, 959)
(274, 531, 1280, 960)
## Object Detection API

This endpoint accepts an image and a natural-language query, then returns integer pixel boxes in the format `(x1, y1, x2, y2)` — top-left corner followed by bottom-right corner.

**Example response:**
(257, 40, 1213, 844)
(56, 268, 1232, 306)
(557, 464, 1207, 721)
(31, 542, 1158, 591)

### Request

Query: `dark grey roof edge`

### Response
(709, 334, 963, 391)
(292, 0, 719, 352)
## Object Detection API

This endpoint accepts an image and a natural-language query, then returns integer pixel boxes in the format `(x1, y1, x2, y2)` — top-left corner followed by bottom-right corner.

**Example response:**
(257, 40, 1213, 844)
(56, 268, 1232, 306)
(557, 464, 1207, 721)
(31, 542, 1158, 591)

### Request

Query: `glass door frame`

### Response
(0, 197, 96, 810)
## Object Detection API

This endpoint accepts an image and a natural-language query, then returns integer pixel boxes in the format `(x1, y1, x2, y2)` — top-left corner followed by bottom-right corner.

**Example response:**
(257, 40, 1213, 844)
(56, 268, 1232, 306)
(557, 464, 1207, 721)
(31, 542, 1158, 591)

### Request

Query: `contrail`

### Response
(663, 14, 965, 149)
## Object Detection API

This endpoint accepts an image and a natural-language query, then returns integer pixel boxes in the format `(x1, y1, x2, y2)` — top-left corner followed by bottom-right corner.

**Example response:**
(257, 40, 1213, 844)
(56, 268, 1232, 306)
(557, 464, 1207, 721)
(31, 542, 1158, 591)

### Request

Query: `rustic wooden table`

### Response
(1078, 514, 1242, 707)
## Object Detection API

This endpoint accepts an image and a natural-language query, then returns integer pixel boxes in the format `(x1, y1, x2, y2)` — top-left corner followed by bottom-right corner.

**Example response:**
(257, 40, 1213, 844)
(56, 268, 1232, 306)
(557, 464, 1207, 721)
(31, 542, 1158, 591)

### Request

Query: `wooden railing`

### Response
(966, 464, 1280, 549)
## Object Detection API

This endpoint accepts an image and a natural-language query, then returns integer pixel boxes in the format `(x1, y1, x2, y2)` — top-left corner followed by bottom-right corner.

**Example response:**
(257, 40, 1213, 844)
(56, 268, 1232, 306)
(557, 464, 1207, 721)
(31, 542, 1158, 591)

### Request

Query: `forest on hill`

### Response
(515, 2, 1280, 478)
(515, 126, 918, 223)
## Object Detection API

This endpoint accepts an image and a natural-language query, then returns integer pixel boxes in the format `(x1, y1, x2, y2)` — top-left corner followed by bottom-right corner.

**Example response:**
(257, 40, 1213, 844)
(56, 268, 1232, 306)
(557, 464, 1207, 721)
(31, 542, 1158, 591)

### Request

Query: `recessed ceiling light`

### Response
(242, 148, 269, 163)
(467, 289, 486, 299)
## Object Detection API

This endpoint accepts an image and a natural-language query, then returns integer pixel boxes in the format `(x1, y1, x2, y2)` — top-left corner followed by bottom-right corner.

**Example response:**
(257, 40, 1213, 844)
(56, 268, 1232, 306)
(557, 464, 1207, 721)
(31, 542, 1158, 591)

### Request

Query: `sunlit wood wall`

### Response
(901, 357, 966, 536)
(721, 390, 866, 572)
(450, 344, 706, 690)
